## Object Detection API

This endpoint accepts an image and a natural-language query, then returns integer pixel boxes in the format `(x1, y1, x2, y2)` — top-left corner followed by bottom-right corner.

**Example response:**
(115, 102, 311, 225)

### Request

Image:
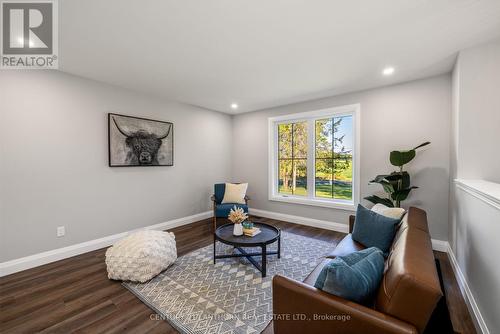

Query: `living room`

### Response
(0, 1, 499, 334)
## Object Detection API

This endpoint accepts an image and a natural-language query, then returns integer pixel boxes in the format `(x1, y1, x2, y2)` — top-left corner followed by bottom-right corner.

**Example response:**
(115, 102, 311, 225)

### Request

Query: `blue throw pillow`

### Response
(352, 204, 400, 255)
(314, 247, 384, 304)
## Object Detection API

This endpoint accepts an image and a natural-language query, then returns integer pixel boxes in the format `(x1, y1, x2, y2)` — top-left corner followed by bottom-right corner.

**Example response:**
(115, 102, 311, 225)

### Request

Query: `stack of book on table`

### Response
(243, 227, 261, 237)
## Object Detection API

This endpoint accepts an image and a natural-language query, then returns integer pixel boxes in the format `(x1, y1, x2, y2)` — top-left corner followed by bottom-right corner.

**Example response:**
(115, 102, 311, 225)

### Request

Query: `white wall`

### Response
(232, 74, 451, 240)
(454, 40, 500, 183)
(0, 71, 232, 262)
(451, 182, 500, 334)
(449, 39, 500, 334)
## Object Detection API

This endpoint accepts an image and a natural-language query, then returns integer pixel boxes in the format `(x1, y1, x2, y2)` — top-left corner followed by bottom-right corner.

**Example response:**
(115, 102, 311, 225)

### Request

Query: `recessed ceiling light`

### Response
(382, 67, 395, 76)
(231, 103, 238, 110)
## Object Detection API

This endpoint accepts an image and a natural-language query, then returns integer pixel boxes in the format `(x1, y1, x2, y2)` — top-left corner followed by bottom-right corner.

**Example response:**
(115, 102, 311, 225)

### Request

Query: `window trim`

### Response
(268, 104, 360, 211)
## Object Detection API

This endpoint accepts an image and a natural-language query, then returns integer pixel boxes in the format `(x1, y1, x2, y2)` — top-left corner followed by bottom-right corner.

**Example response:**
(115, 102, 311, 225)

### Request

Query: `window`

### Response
(269, 104, 359, 210)
(278, 122, 307, 196)
(315, 116, 353, 200)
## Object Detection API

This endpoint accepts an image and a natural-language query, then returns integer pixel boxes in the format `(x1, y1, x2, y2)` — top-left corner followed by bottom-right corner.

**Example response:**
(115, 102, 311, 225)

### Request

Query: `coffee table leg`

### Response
(213, 235, 216, 264)
(261, 244, 267, 278)
(278, 234, 281, 259)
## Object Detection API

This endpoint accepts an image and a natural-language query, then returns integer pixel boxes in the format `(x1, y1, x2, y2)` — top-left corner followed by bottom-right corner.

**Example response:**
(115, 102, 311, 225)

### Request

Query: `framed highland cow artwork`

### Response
(108, 113, 173, 167)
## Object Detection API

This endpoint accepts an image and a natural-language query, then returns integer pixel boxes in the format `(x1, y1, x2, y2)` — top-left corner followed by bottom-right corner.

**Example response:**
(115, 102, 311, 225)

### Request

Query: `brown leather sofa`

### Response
(272, 207, 442, 334)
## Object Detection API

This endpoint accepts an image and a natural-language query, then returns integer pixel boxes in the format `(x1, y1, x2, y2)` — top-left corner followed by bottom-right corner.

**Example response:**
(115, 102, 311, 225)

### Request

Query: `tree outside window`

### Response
(278, 122, 307, 196)
(315, 116, 353, 200)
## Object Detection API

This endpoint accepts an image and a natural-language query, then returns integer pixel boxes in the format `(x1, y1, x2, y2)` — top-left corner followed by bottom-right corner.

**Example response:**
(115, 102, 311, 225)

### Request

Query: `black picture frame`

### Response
(108, 113, 174, 167)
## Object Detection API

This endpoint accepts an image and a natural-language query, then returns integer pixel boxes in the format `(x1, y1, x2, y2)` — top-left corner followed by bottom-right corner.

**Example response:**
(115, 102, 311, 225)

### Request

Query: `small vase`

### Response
(233, 223, 243, 236)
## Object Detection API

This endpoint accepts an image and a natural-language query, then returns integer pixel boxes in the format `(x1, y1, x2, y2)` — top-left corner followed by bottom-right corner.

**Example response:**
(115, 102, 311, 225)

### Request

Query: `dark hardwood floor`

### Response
(0, 216, 476, 333)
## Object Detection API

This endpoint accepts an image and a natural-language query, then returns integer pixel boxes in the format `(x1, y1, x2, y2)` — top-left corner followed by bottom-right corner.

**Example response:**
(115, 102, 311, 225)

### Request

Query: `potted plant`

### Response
(365, 142, 430, 208)
(228, 206, 248, 236)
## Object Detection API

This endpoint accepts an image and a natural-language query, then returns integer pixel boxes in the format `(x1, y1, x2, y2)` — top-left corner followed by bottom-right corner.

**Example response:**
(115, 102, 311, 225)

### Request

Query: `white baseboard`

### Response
(431, 239, 449, 252)
(446, 244, 489, 334)
(250, 208, 348, 233)
(1, 206, 452, 278)
(250, 208, 450, 253)
(0, 211, 212, 277)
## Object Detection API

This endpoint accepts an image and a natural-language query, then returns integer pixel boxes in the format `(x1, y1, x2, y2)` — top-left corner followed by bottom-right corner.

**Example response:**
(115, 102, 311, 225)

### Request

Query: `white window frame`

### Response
(268, 104, 360, 211)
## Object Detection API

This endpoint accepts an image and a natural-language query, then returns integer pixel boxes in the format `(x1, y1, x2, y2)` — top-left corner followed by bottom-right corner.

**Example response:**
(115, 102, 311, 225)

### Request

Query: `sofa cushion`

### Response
(352, 204, 400, 255)
(326, 234, 366, 258)
(215, 203, 248, 217)
(314, 247, 384, 304)
(303, 258, 333, 286)
(222, 183, 248, 204)
(371, 203, 406, 220)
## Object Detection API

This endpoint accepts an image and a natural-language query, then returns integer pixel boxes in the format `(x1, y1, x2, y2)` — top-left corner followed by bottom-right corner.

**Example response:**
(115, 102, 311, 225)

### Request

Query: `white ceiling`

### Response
(59, 0, 500, 114)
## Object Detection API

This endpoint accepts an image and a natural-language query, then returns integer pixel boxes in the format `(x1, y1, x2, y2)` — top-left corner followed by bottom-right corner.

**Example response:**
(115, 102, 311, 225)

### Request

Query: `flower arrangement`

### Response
(228, 206, 248, 224)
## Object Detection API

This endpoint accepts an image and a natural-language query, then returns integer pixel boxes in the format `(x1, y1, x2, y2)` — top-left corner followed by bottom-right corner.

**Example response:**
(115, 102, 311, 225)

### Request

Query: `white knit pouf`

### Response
(105, 230, 177, 283)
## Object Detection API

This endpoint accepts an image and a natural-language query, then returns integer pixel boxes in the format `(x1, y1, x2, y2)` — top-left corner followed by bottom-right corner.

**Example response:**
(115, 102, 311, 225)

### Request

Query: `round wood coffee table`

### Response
(213, 222, 281, 277)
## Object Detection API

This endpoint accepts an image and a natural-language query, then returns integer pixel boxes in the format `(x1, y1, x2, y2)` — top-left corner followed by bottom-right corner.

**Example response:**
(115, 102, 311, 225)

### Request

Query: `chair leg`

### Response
(213, 215, 217, 232)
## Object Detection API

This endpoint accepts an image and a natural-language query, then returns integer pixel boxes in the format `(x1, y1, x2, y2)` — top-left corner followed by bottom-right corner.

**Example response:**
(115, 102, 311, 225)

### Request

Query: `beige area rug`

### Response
(124, 232, 333, 334)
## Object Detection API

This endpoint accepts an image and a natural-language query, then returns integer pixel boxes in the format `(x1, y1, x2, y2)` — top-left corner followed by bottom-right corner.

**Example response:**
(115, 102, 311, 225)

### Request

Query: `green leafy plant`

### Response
(364, 142, 430, 208)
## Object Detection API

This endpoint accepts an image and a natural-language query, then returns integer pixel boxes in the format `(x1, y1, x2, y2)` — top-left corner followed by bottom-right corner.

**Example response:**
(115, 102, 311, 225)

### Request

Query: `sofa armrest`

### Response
(273, 275, 417, 334)
(349, 215, 355, 233)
